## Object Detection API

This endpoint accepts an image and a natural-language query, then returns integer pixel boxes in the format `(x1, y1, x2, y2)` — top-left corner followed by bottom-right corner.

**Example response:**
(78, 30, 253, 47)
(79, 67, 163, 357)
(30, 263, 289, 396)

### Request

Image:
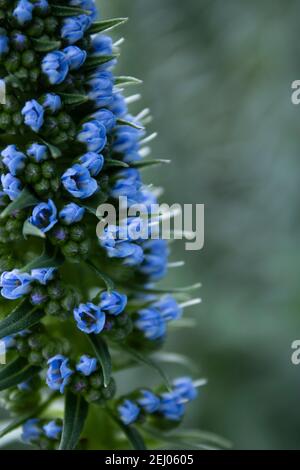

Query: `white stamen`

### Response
(114, 37, 125, 47)
(168, 261, 185, 268)
(193, 378, 208, 388)
(136, 108, 150, 121)
(139, 146, 151, 158)
(125, 94, 141, 104)
(180, 298, 202, 309)
(140, 132, 158, 145)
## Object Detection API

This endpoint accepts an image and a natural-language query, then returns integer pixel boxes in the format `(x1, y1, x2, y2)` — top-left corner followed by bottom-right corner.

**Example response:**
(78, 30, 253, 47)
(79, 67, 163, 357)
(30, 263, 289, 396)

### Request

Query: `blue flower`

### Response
(159, 392, 185, 421)
(31, 268, 56, 285)
(110, 92, 127, 118)
(172, 377, 198, 402)
(11, 32, 27, 51)
(77, 121, 107, 153)
(79, 152, 104, 176)
(2, 335, 16, 349)
(59, 203, 85, 225)
(27, 143, 48, 162)
(21, 419, 42, 444)
(13, 0, 33, 26)
(138, 390, 160, 413)
(61, 164, 98, 199)
(92, 35, 113, 56)
(43, 421, 62, 440)
(70, 0, 97, 20)
(42, 51, 69, 85)
(18, 380, 33, 391)
(99, 225, 144, 266)
(0, 269, 32, 300)
(74, 302, 105, 334)
(118, 400, 140, 425)
(1, 145, 26, 176)
(29, 200, 58, 233)
(153, 296, 182, 322)
(63, 46, 87, 70)
(99, 290, 127, 316)
(1, 173, 22, 200)
(0, 34, 9, 55)
(21, 100, 44, 133)
(88, 72, 114, 107)
(113, 124, 144, 155)
(110, 169, 142, 205)
(61, 16, 89, 44)
(76, 355, 98, 376)
(42, 93, 62, 113)
(139, 240, 169, 281)
(135, 308, 166, 340)
(92, 109, 116, 132)
(34, 0, 49, 13)
(46, 355, 74, 394)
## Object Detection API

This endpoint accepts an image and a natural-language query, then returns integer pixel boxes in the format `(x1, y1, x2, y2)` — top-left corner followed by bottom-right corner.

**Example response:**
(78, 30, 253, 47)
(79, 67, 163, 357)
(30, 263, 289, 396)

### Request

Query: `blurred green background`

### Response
(99, 0, 300, 450)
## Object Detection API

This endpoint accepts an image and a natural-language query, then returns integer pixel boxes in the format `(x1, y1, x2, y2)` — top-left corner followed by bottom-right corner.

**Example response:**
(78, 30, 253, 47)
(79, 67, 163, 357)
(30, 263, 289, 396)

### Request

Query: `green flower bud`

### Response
(28, 351, 43, 366)
(62, 241, 79, 259)
(24, 163, 41, 184)
(21, 50, 36, 68)
(0, 113, 11, 130)
(45, 300, 61, 317)
(41, 161, 56, 179)
(5, 51, 21, 73)
(44, 17, 58, 34)
(34, 178, 50, 197)
(78, 240, 89, 258)
(47, 280, 65, 300)
(27, 18, 44, 37)
(57, 113, 72, 131)
(70, 225, 85, 242)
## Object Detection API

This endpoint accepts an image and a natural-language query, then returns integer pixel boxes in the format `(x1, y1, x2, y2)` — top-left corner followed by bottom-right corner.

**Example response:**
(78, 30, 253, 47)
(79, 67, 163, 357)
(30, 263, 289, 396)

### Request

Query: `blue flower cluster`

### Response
(46, 354, 98, 393)
(0, 268, 56, 300)
(118, 377, 198, 425)
(73, 290, 127, 334)
(0, 0, 203, 451)
(135, 295, 182, 341)
(22, 418, 62, 448)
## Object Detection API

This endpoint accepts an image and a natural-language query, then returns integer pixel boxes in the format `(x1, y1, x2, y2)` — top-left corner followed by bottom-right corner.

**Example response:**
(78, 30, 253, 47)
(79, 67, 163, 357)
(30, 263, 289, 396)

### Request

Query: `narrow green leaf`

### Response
(115, 76, 143, 87)
(21, 242, 64, 272)
(0, 394, 55, 439)
(120, 346, 172, 391)
(89, 18, 128, 35)
(0, 357, 27, 382)
(59, 391, 88, 450)
(84, 55, 118, 71)
(105, 159, 129, 169)
(22, 221, 46, 240)
(0, 360, 39, 392)
(143, 426, 231, 450)
(112, 416, 146, 450)
(117, 118, 144, 130)
(31, 38, 61, 52)
(0, 188, 38, 219)
(58, 92, 88, 106)
(85, 259, 114, 292)
(151, 352, 199, 373)
(87, 334, 112, 388)
(131, 159, 171, 169)
(0, 299, 45, 341)
(51, 5, 90, 16)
